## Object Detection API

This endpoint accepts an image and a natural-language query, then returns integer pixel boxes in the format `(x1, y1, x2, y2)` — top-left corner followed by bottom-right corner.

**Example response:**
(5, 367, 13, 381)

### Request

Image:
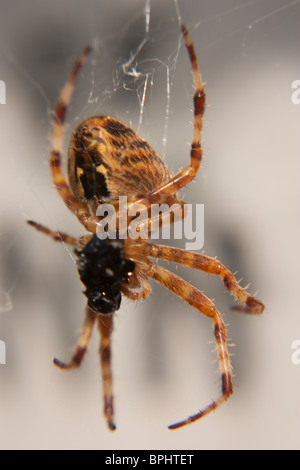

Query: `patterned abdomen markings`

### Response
(68, 116, 171, 209)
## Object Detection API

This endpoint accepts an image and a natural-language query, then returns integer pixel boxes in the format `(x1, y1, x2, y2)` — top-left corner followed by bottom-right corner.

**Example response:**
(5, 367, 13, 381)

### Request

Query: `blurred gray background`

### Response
(0, 0, 300, 450)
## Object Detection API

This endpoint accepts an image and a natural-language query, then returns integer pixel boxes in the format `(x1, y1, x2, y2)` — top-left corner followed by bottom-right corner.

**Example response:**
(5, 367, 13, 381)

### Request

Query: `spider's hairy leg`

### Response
(179, 24, 204, 177)
(127, 24, 205, 210)
(143, 243, 265, 314)
(27, 220, 79, 246)
(154, 24, 205, 194)
(54, 307, 96, 370)
(135, 259, 233, 430)
(97, 314, 116, 431)
(50, 45, 97, 233)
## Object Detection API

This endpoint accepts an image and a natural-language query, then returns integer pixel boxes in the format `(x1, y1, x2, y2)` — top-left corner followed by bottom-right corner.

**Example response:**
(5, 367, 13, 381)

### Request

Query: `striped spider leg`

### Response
(124, 239, 264, 429)
(126, 24, 204, 213)
(49, 44, 99, 234)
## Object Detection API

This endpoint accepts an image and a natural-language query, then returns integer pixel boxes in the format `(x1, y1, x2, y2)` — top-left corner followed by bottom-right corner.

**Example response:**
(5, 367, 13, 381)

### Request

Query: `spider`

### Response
(27, 23, 264, 431)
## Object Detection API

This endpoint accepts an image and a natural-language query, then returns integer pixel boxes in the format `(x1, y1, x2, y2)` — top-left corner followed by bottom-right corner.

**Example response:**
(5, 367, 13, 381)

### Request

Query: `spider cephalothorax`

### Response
(75, 236, 135, 314)
(28, 23, 264, 431)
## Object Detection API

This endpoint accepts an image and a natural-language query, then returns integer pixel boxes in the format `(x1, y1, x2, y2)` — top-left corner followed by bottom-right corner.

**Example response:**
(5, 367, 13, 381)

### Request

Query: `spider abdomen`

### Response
(75, 236, 135, 314)
(67, 116, 170, 210)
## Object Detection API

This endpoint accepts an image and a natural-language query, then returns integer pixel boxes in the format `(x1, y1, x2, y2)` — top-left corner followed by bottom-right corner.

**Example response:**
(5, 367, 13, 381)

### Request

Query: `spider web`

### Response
(70, 0, 183, 163)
